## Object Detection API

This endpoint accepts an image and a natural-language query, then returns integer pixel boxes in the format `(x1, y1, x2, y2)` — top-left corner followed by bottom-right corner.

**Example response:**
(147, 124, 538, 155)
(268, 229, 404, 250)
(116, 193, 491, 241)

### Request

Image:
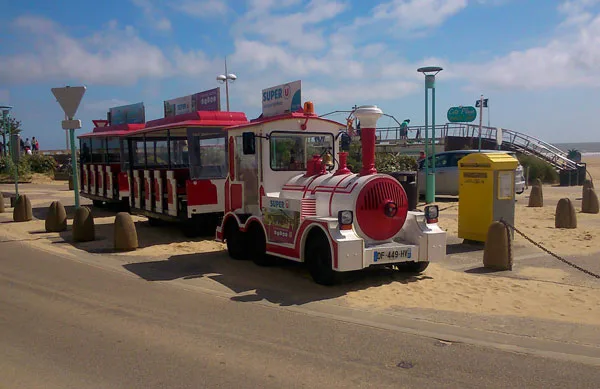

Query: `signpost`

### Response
(51, 86, 86, 208)
(447, 106, 477, 123)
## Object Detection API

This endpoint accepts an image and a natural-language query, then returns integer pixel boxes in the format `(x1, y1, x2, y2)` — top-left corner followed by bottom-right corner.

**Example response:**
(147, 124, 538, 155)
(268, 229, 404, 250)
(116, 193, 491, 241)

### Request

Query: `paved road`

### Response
(1, 242, 599, 389)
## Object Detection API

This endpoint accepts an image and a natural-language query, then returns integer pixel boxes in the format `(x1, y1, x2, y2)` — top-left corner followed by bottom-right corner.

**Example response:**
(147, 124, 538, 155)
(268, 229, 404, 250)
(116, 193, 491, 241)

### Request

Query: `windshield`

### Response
(269, 132, 334, 171)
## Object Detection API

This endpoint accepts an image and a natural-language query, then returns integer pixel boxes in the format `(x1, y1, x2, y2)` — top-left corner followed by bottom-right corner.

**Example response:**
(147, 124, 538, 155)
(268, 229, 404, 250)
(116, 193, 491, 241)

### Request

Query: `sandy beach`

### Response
(1, 155, 599, 329)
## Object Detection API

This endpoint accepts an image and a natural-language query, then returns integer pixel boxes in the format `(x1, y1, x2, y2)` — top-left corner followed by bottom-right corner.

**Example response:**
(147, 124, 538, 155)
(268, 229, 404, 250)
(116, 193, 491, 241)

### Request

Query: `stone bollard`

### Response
(0, 191, 4, 213)
(582, 188, 599, 214)
(68, 176, 74, 191)
(13, 194, 33, 222)
(114, 212, 138, 251)
(483, 221, 513, 271)
(533, 178, 543, 188)
(45, 201, 68, 232)
(528, 185, 543, 207)
(72, 206, 95, 242)
(555, 198, 577, 229)
(583, 179, 594, 191)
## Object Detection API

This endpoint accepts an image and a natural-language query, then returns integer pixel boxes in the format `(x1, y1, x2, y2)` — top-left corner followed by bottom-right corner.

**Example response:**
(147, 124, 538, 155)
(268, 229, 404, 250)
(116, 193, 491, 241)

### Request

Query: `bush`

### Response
(0, 155, 32, 178)
(517, 154, 559, 184)
(23, 153, 57, 174)
(343, 138, 418, 173)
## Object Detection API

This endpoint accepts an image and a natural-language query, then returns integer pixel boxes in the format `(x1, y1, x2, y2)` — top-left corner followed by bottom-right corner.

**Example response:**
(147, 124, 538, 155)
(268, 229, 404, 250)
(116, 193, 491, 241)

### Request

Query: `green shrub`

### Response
(0, 155, 32, 178)
(517, 154, 558, 184)
(342, 138, 418, 173)
(23, 153, 57, 174)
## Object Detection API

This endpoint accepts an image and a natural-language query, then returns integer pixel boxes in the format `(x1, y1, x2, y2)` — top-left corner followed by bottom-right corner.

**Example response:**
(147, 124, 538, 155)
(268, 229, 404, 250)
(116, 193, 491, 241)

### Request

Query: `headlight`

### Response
(338, 210, 353, 230)
(424, 205, 438, 223)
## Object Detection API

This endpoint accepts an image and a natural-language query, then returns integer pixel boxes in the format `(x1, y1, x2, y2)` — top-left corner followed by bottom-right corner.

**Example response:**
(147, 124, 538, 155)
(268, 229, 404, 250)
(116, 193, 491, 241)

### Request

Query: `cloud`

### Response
(0, 89, 9, 104)
(131, 0, 172, 31)
(171, 0, 230, 18)
(455, 3, 600, 89)
(0, 16, 215, 86)
(234, 0, 348, 51)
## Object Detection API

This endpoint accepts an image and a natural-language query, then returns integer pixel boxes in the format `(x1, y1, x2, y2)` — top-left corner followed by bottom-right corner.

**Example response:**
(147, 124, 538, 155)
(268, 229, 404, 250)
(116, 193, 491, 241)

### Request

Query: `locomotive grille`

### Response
(356, 177, 408, 241)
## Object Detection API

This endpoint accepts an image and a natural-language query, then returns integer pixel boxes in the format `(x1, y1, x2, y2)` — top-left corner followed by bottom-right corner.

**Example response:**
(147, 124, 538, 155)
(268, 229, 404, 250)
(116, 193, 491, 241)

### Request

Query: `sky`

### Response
(1, 0, 600, 149)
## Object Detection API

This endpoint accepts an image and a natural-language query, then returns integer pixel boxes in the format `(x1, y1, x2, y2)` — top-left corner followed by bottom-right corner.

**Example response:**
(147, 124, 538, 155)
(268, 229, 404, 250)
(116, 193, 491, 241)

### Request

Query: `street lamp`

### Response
(1, 105, 12, 156)
(417, 66, 443, 204)
(216, 57, 237, 112)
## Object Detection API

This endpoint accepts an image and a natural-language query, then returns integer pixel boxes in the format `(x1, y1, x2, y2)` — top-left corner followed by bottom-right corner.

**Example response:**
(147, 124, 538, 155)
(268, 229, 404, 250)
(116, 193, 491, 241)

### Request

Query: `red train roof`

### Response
(130, 110, 249, 136)
(225, 108, 343, 131)
(78, 123, 145, 139)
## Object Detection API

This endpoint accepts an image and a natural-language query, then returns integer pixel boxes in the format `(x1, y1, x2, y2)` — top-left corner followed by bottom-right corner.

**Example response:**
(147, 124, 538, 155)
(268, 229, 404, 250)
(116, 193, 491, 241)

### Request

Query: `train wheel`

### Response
(92, 200, 104, 208)
(225, 221, 246, 260)
(148, 217, 164, 227)
(396, 261, 429, 273)
(306, 232, 338, 286)
(248, 224, 276, 266)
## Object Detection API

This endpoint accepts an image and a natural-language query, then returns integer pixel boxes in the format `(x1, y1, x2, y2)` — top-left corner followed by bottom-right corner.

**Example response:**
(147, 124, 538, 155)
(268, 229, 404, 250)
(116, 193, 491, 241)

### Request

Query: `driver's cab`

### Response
(226, 108, 345, 217)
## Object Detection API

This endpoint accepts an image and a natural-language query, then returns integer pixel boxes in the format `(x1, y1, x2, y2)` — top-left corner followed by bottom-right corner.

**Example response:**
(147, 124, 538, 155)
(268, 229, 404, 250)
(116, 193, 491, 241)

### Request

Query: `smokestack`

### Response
(353, 105, 383, 176)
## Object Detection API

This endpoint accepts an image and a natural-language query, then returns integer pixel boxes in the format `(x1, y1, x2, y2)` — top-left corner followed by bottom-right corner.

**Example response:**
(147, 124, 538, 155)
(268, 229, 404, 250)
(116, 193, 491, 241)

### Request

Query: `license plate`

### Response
(374, 248, 412, 262)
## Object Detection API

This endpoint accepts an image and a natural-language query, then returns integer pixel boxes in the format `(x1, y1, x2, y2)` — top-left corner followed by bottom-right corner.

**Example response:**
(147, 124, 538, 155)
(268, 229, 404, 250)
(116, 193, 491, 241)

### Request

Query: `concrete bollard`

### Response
(72, 206, 95, 242)
(45, 201, 68, 232)
(555, 198, 577, 229)
(528, 185, 543, 207)
(68, 176, 74, 191)
(582, 188, 599, 214)
(13, 194, 33, 222)
(583, 179, 594, 191)
(114, 212, 138, 251)
(483, 221, 513, 271)
(0, 191, 4, 213)
(533, 178, 543, 188)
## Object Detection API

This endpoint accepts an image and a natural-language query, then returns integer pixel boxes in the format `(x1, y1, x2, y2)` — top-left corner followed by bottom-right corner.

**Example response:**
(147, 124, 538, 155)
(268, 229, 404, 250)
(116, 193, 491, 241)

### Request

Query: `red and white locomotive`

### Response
(216, 103, 446, 285)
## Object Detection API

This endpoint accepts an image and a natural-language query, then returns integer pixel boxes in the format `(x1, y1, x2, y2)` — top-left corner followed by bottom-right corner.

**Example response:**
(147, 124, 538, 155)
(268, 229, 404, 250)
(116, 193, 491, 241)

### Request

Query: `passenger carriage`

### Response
(123, 110, 248, 236)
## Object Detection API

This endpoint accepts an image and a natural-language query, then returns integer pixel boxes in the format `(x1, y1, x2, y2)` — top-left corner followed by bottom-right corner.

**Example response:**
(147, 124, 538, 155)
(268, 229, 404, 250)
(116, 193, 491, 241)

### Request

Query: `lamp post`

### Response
(216, 57, 237, 112)
(1, 105, 12, 156)
(417, 66, 443, 204)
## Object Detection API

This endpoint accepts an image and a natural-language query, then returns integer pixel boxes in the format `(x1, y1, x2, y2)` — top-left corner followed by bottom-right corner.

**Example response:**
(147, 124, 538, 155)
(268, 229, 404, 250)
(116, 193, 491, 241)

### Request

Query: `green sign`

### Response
(447, 106, 477, 123)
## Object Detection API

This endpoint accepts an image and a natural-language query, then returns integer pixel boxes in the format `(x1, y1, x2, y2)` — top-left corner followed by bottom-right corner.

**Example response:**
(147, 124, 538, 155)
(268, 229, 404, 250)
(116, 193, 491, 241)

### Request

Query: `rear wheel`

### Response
(396, 261, 429, 273)
(248, 224, 276, 266)
(305, 231, 339, 286)
(225, 221, 246, 260)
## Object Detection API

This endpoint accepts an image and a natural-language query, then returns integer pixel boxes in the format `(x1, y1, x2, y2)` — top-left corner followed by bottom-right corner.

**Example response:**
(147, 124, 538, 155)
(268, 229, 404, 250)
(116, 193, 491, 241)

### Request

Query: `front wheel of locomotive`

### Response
(395, 261, 429, 273)
(306, 233, 339, 286)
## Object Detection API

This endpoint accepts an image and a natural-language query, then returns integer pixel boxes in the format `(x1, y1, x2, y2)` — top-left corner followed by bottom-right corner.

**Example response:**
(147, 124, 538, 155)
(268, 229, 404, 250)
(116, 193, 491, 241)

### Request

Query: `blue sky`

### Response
(1, 0, 600, 149)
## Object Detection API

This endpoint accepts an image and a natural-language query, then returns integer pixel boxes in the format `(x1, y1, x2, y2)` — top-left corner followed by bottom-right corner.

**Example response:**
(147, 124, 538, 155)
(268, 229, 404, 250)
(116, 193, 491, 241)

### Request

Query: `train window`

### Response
(107, 137, 120, 163)
(80, 138, 91, 163)
(189, 135, 227, 179)
(133, 140, 145, 168)
(91, 137, 106, 163)
(170, 138, 189, 168)
(269, 132, 334, 171)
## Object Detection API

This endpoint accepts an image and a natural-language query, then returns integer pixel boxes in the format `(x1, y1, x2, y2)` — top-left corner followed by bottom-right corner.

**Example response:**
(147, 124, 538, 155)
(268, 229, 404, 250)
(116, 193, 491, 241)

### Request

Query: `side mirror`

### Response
(340, 133, 351, 151)
(242, 132, 256, 155)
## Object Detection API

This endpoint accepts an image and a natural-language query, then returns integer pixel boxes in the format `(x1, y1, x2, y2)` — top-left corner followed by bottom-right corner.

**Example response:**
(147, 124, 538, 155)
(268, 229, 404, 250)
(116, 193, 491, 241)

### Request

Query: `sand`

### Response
(1, 157, 599, 328)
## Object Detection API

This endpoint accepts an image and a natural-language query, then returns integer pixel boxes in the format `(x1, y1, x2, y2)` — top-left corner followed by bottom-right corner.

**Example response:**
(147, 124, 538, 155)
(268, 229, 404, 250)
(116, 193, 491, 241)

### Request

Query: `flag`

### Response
(475, 99, 488, 108)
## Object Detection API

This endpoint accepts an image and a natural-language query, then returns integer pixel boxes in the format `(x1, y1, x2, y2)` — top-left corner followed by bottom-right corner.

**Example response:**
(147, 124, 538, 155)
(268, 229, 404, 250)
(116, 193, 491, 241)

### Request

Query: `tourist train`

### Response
(78, 82, 446, 284)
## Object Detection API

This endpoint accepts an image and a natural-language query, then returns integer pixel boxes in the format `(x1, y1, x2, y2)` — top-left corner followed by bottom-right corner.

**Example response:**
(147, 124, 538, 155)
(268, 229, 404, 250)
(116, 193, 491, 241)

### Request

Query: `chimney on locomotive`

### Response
(353, 105, 383, 176)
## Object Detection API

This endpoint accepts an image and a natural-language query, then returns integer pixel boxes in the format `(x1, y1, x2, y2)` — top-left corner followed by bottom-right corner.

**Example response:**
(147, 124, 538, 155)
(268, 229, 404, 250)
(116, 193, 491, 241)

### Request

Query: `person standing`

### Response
(399, 119, 410, 140)
(32, 137, 39, 153)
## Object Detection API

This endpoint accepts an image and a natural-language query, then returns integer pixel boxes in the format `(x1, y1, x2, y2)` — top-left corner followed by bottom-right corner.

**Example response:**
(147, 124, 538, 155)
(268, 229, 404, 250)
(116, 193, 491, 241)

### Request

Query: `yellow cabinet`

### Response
(458, 153, 518, 242)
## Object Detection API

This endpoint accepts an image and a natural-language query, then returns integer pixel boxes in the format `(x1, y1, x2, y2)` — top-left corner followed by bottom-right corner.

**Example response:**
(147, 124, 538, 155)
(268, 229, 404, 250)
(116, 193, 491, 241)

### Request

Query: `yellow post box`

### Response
(458, 153, 518, 242)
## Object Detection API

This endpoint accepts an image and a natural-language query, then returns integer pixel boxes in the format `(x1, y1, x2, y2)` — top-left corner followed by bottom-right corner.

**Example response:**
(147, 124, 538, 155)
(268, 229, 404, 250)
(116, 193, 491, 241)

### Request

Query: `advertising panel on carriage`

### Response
(163, 88, 221, 117)
(109, 102, 145, 125)
(261, 198, 301, 245)
(261, 80, 302, 117)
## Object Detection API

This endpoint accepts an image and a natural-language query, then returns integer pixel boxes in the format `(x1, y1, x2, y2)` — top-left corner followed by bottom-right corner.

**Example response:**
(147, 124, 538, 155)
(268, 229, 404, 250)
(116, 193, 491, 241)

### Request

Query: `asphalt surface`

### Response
(1, 241, 599, 389)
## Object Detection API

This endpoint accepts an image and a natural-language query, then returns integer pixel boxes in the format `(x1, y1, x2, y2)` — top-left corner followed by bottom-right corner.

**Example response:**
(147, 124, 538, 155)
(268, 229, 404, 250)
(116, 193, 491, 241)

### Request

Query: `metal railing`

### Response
(374, 123, 580, 171)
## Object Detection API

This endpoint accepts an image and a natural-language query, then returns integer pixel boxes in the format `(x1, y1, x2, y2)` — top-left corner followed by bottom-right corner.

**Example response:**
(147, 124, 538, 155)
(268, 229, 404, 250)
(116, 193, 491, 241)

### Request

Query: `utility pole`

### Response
(478, 94, 484, 151)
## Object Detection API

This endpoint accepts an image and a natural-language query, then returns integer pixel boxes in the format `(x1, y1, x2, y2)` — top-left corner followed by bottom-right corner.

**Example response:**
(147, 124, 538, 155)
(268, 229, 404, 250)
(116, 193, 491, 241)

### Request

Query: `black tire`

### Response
(305, 231, 339, 286)
(396, 261, 429, 273)
(148, 217, 164, 227)
(92, 200, 104, 208)
(225, 221, 246, 260)
(248, 224, 276, 266)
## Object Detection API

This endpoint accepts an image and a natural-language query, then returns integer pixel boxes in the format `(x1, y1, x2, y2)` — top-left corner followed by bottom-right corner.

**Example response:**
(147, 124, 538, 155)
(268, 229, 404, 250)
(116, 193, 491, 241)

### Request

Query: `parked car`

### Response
(417, 150, 526, 196)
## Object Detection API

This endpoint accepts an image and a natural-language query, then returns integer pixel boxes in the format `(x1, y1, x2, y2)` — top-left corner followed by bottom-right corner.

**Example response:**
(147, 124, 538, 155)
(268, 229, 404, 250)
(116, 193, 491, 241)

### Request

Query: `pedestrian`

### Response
(32, 137, 39, 153)
(400, 119, 410, 140)
(24, 138, 31, 151)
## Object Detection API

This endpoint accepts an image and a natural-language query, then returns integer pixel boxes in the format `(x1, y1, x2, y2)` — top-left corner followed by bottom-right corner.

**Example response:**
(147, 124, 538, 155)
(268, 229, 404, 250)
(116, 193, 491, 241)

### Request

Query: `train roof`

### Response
(129, 110, 248, 137)
(225, 109, 344, 131)
(78, 123, 145, 139)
